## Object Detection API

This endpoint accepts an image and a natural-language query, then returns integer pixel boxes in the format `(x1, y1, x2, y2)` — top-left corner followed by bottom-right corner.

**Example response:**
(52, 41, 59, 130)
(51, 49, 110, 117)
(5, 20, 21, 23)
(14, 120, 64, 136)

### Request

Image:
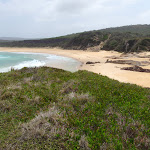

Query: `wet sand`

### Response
(0, 47, 150, 88)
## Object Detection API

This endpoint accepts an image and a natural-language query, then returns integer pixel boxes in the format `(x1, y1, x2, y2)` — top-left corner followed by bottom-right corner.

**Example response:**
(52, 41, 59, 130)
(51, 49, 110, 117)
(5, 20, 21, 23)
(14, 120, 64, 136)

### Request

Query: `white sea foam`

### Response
(13, 59, 45, 69)
(0, 59, 45, 73)
(0, 52, 81, 73)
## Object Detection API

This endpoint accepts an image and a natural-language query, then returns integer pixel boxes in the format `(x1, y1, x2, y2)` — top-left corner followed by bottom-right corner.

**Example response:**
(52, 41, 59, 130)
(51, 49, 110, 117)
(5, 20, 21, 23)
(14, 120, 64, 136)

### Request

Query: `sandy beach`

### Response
(0, 47, 150, 88)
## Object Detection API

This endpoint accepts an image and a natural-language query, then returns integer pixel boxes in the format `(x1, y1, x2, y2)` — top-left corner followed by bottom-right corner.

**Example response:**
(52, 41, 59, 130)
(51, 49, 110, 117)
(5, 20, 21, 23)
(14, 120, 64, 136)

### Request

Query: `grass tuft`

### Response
(60, 80, 79, 94)
(21, 106, 63, 140)
(79, 135, 91, 150)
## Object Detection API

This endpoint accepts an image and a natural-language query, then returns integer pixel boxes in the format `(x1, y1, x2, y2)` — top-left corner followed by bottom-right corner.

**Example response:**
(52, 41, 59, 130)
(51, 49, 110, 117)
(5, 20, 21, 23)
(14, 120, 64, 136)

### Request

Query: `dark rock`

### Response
(86, 61, 95, 64)
(86, 61, 100, 64)
(106, 59, 135, 65)
(106, 59, 150, 66)
(121, 65, 150, 73)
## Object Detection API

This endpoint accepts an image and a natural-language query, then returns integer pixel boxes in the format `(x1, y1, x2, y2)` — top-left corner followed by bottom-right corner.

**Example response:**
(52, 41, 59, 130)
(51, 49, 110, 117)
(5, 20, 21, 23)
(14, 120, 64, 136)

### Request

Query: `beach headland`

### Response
(0, 47, 150, 88)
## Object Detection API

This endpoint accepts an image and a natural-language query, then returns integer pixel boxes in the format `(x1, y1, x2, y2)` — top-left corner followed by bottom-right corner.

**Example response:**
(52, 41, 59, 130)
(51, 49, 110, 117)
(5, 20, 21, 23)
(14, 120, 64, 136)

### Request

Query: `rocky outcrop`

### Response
(121, 65, 150, 73)
(106, 59, 150, 66)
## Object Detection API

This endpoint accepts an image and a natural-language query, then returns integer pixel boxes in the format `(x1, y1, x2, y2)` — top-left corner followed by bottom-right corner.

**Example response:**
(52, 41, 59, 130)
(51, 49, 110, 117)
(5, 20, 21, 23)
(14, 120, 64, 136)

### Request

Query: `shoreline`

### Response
(0, 47, 83, 69)
(0, 47, 150, 88)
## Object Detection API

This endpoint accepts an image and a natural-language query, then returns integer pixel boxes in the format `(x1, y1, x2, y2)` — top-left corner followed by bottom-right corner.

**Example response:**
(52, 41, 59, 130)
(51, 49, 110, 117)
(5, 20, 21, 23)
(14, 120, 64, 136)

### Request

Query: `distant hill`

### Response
(0, 24, 150, 52)
(101, 24, 150, 35)
(0, 37, 35, 41)
(0, 40, 10, 43)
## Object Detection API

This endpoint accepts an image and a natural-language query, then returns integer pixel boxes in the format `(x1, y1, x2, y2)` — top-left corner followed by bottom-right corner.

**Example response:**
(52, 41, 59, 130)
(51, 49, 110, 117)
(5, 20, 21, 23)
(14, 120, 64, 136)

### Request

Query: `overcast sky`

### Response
(0, 0, 150, 38)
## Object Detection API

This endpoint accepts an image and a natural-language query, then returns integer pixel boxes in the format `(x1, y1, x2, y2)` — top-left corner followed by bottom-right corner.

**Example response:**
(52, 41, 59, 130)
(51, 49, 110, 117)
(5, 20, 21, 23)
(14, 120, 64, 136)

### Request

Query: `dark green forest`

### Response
(0, 24, 150, 52)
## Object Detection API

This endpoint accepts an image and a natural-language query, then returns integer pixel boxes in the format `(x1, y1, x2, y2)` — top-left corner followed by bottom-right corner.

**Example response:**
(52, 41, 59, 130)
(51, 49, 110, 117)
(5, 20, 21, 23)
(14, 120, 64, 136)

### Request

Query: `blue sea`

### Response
(0, 52, 82, 73)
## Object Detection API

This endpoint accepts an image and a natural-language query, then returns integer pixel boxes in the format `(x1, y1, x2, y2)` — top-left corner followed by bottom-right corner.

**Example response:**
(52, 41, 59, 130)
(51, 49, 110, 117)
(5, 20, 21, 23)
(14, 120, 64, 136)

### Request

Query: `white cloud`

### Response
(140, 10, 150, 18)
(121, 0, 140, 5)
(0, 0, 149, 38)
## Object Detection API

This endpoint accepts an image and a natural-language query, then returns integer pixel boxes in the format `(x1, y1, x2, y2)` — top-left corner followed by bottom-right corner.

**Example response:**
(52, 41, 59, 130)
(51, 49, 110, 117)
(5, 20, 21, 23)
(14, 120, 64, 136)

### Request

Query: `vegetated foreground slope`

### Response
(0, 25, 150, 52)
(0, 67, 149, 149)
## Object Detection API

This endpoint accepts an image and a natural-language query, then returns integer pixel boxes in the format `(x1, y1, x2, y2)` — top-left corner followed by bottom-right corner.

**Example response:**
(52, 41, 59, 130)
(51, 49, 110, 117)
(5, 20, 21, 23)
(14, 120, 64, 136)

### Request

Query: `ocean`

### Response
(0, 52, 81, 73)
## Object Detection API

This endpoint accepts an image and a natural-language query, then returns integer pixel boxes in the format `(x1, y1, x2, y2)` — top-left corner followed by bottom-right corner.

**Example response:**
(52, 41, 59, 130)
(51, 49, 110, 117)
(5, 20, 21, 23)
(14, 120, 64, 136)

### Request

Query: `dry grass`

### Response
(7, 83, 22, 90)
(126, 122, 150, 149)
(5, 106, 68, 150)
(23, 77, 33, 83)
(105, 107, 150, 150)
(24, 95, 41, 105)
(64, 92, 93, 104)
(0, 91, 15, 100)
(18, 67, 38, 74)
(62, 92, 94, 112)
(60, 80, 79, 94)
(99, 143, 112, 150)
(79, 135, 91, 150)
(20, 106, 65, 140)
(67, 92, 90, 100)
(0, 100, 12, 112)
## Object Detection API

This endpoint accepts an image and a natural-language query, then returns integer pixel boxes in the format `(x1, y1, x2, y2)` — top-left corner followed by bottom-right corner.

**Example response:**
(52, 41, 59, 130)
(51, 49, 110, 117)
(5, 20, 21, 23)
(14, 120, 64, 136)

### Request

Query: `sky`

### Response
(0, 0, 150, 38)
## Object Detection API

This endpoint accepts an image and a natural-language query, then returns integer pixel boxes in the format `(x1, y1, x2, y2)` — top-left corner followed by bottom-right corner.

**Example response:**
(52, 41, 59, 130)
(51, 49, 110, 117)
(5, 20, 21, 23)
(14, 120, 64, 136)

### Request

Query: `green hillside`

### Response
(0, 67, 150, 149)
(0, 25, 150, 52)
(101, 24, 150, 35)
